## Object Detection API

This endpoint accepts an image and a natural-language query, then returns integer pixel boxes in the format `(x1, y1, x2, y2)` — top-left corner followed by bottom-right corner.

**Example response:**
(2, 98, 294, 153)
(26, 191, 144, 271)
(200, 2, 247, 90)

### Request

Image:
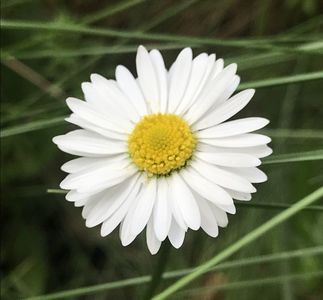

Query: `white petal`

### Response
(196, 117, 269, 138)
(90, 74, 140, 123)
(215, 75, 240, 105)
(175, 53, 208, 115)
(81, 81, 136, 126)
(153, 177, 172, 241)
(136, 45, 159, 113)
(146, 216, 161, 255)
(168, 173, 201, 230)
(194, 89, 255, 130)
(196, 197, 219, 237)
(192, 159, 256, 193)
(66, 97, 131, 133)
(193, 190, 229, 228)
(167, 48, 192, 113)
(224, 167, 268, 183)
(201, 134, 271, 148)
(197, 143, 273, 158)
(209, 58, 224, 80)
(195, 152, 261, 167)
(75, 166, 136, 194)
(180, 54, 216, 114)
(66, 189, 102, 207)
(66, 113, 126, 141)
(168, 219, 185, 249)
(115, 65, 148, 116)
(56, 144, 101, 157)
(185, 64, 237, 124)
(100, 179, 141, 237)
(85, 174, 140, 228)
(149, 49, 168, 113)
(210, 205, 228, 228)
(60, 163, 136, 193)
(81, 81, 117, 115)
(53, 129, 127, 156)
(66, 190, 89, 202)
(61, 154, 127, 173)
(84, 185, 124, 227)
(167, 177, 188, 230)
(224, 188, 252, 201)
(119, 177, 146, 245)
(74, 197, 89, 207)
(130, 177, 157, 236)
(180, 167, 235, 214)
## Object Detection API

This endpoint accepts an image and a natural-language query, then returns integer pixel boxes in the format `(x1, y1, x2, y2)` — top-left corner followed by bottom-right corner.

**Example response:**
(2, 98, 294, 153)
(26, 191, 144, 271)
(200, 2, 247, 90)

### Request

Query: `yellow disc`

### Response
(128, 114, 196, 176)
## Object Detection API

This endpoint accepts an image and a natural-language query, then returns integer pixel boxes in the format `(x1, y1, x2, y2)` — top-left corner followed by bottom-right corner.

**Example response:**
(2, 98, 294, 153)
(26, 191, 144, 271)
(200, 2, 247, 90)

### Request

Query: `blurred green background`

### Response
(1, 0, 323, 299)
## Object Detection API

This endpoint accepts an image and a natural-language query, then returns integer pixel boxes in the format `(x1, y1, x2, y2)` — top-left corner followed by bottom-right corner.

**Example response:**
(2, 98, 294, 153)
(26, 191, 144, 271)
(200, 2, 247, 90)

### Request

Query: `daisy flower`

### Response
(53, 46, 272, 254)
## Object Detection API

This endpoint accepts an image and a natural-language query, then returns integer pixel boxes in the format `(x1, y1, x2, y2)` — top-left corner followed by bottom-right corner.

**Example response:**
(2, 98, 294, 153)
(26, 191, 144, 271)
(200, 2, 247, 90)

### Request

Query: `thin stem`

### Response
(144, 241, 172, 300)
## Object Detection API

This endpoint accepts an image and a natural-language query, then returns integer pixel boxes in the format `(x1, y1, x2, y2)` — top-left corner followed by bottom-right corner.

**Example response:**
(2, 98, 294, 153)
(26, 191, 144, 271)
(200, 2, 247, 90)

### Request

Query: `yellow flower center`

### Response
(128, 114, 196, 176)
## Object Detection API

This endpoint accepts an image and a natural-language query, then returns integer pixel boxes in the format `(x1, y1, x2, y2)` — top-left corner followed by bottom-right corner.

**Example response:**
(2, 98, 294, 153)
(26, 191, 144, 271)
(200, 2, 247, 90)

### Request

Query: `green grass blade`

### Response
(4, 43, 196, 60)
(138, 0, 199, 31)
(179, 271, 323, 297)
(82, 0, 146, 24)
(1, 0, 33, 9)
(236, 202, 323, 212)
(2, 19, 323, 53)
(263, 150, 323, 165)
(23, 246, 323, 300)
(230, 41, 323, 70)
(167, 246, 323, 277)
(152, 187, 323, 300)
(261, 129, 323, 139)
(238, 71, 323, 90)
(0, 116, 65, 138)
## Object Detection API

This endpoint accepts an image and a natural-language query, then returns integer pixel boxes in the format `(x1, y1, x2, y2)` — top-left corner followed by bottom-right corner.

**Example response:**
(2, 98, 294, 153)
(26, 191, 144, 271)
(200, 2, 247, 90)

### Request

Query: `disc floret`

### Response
(128, 114, 196, 176)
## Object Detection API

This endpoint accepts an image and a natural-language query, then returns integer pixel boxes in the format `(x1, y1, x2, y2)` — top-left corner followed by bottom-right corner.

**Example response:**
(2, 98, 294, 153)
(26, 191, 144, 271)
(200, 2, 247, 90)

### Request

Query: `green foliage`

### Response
(1, 0, 323, 299)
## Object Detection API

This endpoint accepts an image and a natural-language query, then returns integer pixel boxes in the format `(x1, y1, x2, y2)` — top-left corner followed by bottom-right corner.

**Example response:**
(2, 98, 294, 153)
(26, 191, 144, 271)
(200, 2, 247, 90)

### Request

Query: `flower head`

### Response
(53, 46, 272, 254)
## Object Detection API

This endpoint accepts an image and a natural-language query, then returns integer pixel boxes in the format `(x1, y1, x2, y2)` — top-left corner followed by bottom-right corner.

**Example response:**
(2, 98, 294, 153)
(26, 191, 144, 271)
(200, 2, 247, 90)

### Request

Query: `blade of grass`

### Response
(177, 271, 323, 297)
(138, 0, 199, 31)
(152, 187, 323, 300)
(275, 57, 308, 300)
(0, 116, 65, 138)
(2, 19, 323, 54)
(262, 150, 323, 165)
(237, 70, 323, 90)
(23, 246, 323, 300)
(261, 129, 323, 139)
(236, 202, 323, 212)
(1, 0, 33, 9)
(4, 43, 197, 60)
(1, 57, 65, 99)
(82, 0, 146, 24)
(230, 41, 323, 70)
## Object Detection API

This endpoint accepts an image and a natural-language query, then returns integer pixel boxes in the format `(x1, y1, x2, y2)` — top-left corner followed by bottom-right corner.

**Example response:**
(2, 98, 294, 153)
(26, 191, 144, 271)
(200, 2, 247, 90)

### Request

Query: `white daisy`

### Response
(53, 46, 272, 254)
